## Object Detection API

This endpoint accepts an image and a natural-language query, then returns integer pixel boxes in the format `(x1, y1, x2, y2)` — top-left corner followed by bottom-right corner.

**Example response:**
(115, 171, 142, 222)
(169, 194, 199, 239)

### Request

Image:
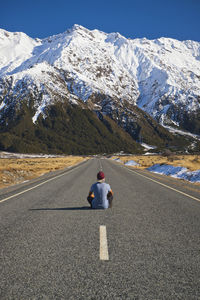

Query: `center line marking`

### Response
(99, 225, 109, 261)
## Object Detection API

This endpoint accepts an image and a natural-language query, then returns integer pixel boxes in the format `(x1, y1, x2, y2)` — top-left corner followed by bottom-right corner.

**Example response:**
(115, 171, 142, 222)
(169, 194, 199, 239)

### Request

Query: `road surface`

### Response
(0, 158, 200, 299)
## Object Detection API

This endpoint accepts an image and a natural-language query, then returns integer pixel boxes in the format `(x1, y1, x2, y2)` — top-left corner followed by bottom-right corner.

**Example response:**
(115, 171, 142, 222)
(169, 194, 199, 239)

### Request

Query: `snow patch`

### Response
(0, 101, 6, 110)
(0, 151, 63, 158)
(32, 94, 51, 123)
(124, 160, 140, 166)
(162, 125, 200, 140)
(147, 164, 200, 183)
(140, 143, 157, 150)
(113, 158, 122, 163)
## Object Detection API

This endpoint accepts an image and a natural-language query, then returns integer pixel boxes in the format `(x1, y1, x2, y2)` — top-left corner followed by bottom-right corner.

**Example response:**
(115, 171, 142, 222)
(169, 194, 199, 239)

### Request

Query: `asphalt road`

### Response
(0, 158, 200, 300)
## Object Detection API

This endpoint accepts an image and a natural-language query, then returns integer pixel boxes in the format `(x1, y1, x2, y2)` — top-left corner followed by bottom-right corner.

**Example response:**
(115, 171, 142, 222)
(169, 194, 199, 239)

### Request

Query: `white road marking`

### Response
(0, 162, 86, 204)
(126, 168, 200, 203)
(99, 160, 103, 171)
(100, 225, 109, 261)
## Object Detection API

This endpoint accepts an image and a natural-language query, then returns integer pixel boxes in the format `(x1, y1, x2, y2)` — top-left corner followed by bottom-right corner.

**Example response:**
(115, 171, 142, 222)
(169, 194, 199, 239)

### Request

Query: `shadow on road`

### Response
(29, 206, 91, 211)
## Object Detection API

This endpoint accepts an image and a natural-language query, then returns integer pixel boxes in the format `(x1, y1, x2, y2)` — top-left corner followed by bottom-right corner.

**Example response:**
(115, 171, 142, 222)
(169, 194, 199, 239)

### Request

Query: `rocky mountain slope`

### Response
(0, 25, 199, 154)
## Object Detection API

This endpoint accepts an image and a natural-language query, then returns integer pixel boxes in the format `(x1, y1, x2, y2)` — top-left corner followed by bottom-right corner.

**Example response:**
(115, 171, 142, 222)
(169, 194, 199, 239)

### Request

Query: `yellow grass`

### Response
(0, 156, 87, 188)
(112, 155, 200, 171)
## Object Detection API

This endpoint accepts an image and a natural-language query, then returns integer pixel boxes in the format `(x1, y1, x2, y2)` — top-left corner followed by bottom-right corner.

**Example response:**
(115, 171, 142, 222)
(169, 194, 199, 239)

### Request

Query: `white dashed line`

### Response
(99, 160, 103, 171)
(99, 225, 109, 260)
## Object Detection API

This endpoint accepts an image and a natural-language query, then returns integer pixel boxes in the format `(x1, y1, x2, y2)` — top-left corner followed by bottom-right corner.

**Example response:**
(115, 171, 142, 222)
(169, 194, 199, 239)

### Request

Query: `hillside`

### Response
(0, 25, 199, 154)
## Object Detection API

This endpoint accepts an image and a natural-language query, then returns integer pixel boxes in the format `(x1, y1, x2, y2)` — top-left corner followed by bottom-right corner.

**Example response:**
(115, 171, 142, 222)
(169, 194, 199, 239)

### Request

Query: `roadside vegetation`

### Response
(0, 156, 86, 188)
(1, 154, 200, 189)
(112, 154, 200, 171)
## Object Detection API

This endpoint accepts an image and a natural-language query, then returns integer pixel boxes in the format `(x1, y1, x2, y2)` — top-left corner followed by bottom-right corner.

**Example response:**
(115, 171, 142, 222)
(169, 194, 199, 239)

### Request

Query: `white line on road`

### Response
(99, 225, 109, 261)
(99, 159, 103, 171)
(126, 168, 200, 203)
(0, 161, 87, 204)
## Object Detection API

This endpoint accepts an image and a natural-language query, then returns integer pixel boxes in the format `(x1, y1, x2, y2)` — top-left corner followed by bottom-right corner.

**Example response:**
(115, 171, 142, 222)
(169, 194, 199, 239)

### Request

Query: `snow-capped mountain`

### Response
(0, 25, 200, 154)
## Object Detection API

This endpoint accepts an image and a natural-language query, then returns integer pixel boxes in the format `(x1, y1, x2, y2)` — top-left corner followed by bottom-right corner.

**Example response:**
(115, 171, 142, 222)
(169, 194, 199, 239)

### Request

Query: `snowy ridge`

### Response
(0, 29, 39, 76)
(0, 25, 200, 128)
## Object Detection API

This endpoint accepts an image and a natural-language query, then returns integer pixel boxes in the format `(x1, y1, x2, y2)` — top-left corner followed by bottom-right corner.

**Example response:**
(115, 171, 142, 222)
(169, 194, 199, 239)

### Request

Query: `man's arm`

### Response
(88, 191, 94, 198)
(107, 189, 113, 198)
(107, 185, 113, 197)
(87, 184, 95, 204)
(107, 188, 113, 208)
(87, 190, 94, 207)
(88, 184, 94, 198)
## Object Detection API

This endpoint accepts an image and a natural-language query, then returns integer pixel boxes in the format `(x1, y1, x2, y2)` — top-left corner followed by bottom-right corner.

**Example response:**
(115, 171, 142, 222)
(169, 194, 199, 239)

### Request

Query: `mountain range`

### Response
(0, 25, 200, 154)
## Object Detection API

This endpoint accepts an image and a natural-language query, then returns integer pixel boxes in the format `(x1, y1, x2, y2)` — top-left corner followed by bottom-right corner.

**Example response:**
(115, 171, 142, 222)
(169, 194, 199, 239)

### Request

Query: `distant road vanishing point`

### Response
(0, 158, 200, 299)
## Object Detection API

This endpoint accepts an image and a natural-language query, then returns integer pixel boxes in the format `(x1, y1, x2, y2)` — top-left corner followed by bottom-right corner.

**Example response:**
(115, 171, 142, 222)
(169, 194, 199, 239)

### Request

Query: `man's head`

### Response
(97, 171, 105, 181)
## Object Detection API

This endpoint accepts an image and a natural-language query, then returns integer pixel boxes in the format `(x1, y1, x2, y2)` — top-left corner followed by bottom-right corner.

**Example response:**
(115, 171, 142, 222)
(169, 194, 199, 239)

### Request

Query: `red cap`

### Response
(97, 171, 105, 180)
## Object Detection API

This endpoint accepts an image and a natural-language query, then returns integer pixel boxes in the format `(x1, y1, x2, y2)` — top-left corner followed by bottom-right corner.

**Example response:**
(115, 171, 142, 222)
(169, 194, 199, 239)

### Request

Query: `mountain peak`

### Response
(71, 24, 88, 31)
(66, 24, 94, 37)
(0, 25, 200, 148)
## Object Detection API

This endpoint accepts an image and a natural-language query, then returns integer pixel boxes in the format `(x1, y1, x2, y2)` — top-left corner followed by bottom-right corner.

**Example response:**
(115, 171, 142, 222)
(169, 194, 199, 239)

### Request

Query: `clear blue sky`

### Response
(1, 0, 200, 41)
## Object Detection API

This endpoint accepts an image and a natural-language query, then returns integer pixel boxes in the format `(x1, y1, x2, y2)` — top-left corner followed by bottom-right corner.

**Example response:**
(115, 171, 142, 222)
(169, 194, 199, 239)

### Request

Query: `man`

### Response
(87, 171, 113, 209)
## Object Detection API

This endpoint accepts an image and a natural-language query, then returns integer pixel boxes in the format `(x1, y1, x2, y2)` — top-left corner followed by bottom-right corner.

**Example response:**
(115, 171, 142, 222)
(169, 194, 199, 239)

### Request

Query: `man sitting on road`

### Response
(87, 171, 113, 209)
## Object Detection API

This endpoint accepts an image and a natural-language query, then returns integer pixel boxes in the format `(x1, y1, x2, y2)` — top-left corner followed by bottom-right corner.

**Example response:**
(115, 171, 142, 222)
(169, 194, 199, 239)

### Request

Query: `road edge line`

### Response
(0, 160, 88, 204)
(125, 167, 200, 203)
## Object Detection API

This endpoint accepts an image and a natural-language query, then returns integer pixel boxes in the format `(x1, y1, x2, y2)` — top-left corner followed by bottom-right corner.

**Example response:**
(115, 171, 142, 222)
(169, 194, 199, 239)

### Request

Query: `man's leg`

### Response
(108, 195, 113, 208)
(87, 196, 93, 208)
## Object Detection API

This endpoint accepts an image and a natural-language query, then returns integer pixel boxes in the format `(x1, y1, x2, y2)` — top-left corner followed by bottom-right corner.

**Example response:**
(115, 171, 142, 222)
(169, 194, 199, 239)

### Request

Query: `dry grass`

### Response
(113, 155, 200, 171)
(1, 154, 200, 189)
(0, 156, 87, 188)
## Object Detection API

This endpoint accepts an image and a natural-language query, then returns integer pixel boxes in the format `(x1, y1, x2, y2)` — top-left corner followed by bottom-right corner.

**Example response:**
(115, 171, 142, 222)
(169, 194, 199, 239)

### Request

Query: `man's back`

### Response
(90, 182, 111, 209)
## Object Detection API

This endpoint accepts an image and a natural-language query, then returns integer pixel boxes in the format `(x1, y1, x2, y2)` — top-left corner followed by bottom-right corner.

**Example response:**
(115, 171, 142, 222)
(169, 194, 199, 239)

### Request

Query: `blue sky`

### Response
(1, 0, 200, 41)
